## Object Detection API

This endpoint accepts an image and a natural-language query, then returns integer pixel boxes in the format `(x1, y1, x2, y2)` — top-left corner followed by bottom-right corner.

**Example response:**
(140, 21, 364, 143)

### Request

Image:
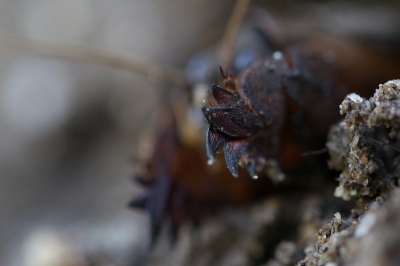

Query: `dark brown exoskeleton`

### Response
(203, 48, 349, 179)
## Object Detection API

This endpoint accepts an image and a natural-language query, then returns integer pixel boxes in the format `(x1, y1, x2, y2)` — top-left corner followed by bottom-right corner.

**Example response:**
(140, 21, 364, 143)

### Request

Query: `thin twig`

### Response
(220, 0, 252, 69)
(0, 35, 188, 87)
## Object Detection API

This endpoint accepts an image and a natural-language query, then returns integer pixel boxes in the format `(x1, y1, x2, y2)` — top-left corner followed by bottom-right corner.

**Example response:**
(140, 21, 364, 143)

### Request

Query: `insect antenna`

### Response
(301, 148, 329, 157)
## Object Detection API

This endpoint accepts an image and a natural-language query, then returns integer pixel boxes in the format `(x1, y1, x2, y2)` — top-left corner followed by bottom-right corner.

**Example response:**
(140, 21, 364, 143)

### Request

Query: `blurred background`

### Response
(0, 1, 236, 265)
(0, 1, 399, 266)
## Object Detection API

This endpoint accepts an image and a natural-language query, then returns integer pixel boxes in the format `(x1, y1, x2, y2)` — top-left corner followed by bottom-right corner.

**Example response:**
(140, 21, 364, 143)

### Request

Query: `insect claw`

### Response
(247, 162, 258, 180)
(211, 84, 237, 106)
(128, 195, 148, 209)
(202, 106, 258, 138)
(206, 128, 224, 163)
(224, 140, 248, 178)
(219, 66, 226, 80)
(231, 168, 239, 178)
